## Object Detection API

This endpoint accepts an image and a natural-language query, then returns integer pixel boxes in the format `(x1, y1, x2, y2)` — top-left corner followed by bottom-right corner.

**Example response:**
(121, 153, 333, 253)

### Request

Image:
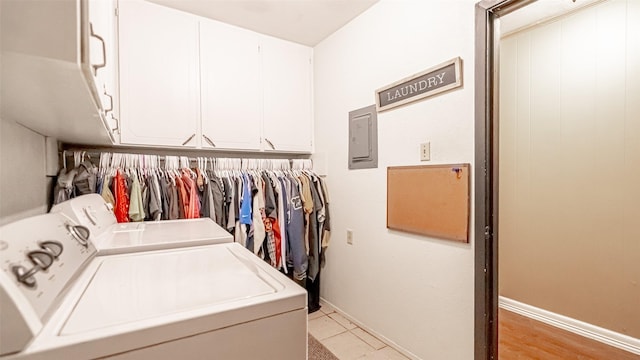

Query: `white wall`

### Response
(0, 118, 49, 225)
(313, 1, 476, 358)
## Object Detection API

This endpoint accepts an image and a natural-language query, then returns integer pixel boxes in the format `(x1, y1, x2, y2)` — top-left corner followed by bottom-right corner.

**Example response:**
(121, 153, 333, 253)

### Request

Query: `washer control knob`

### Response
(39, 240, 64, 258)
(28, 250, 55, 270)
(12, 265, 38, 288)
(66, 224, 90, 247)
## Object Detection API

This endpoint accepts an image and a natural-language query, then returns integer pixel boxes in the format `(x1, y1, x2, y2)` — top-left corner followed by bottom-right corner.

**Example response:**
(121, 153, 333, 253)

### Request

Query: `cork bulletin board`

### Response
(387, 164, 470, 242)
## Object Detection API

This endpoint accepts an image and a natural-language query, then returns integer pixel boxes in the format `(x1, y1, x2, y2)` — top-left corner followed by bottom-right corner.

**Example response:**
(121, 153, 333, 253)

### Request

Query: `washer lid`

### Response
(94, 218, 232, 254)
(60, 245, 277, 335)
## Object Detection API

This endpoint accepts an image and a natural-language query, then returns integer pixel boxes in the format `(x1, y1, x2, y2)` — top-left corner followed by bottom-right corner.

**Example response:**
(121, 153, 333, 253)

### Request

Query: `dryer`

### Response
(0, 212, 307, 359)
(50, 194, 232, 254)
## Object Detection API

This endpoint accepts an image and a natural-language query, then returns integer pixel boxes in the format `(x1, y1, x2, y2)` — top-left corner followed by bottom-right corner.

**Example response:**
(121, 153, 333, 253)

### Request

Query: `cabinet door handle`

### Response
(109, 113, 120, 134)
(265, 138, 276, 150)
(103, 87, 113, 113)
(89, 23, 107, 75)
(202, 134, 216, 147)
(182, 133, 196, 146)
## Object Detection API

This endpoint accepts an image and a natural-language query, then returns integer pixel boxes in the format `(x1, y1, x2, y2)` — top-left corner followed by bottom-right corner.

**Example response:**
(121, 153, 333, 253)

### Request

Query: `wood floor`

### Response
(499, 309, 640, 360)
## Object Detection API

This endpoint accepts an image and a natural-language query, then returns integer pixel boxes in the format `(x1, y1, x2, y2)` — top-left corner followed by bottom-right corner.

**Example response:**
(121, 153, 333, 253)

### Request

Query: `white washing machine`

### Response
(51, 194, 232, 255)
(0, 212, 307, 359)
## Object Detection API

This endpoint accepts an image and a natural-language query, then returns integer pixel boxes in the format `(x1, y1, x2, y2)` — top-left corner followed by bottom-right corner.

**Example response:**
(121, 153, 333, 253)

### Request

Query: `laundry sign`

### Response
(376, 57, 462, 112)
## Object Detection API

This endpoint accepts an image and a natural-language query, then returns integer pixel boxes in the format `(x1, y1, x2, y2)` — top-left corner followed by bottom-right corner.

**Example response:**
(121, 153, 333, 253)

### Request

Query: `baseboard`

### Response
(499, 296, 640, 355)
(318, 297, 420, 360)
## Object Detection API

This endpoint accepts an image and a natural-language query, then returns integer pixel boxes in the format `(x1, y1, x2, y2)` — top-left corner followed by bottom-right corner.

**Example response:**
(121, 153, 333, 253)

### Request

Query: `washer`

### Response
(51, 194, 232, 254)
(0, 212, 307, 359)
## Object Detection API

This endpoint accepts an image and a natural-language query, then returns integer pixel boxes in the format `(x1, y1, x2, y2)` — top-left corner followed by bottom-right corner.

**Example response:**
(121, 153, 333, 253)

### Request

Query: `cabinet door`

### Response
(262, 38, 313, 153)
(200, 20, 262, 150)
(118, 0, 199, 147)
(88, 0, 117, 134)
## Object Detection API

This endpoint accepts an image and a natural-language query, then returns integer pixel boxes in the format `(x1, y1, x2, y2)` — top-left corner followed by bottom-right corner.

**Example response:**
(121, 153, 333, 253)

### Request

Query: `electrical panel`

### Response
(348, 105, 378, 170)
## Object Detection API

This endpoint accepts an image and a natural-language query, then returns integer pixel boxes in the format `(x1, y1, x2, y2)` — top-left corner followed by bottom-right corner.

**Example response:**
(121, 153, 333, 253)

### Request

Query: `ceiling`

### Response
(146, 0, 380, 46)
(500, 0, 605, 35)
(146, 0, 606, 46)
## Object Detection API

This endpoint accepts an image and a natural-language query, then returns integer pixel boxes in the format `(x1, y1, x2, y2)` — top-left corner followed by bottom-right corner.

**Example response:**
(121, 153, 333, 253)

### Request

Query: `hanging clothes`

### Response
(55, 152, 330, 288)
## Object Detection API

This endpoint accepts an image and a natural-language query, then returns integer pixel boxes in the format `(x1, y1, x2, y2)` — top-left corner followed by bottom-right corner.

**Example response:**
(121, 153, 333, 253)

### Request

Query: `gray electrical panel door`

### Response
(348, 105, 378, 169)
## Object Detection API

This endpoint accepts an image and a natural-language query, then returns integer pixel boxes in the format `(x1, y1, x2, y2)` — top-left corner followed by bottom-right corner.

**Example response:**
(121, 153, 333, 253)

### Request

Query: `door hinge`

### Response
(114, 7, 118, 17)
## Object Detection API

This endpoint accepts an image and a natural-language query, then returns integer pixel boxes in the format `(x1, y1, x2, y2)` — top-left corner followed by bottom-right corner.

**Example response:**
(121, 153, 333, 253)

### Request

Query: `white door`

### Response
(199, 20, 262, 150)
(262, 37, 313, 153)
(118, 0, 200, 147)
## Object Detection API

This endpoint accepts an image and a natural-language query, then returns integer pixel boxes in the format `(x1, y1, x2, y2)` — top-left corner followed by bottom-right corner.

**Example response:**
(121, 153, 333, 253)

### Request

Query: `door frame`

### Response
(474, 1, 534, 359)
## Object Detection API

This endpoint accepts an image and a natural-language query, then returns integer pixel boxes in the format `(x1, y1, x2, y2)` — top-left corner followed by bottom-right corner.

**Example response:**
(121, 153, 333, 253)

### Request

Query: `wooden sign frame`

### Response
(376, 57, 463, 112)
(387, 164, 470, 242)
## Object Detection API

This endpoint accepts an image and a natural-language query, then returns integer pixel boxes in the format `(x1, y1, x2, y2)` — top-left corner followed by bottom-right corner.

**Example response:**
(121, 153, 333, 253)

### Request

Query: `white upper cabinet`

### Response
(116, 2, 313, 152)
(0, 0, 116, 145)
(200, 20, 262, 150)
(262, 37, 313, 153)
(89, 0, 117, 134)
(118, 0, 200, 147)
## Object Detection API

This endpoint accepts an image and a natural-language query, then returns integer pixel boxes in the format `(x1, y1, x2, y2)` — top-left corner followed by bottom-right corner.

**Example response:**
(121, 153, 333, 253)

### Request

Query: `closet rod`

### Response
(61, 150, 314, 169)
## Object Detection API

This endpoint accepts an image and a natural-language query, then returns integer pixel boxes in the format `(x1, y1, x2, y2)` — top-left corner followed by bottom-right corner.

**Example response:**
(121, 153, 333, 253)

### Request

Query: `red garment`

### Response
(181, 170, 200, 219)
(175, 175, 188, 219)
(271, 217, 282, 268)
(113, 170, 129, 223)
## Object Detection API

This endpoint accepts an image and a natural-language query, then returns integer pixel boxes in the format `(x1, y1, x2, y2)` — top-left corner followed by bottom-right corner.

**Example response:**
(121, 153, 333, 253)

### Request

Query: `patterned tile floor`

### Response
(309, 301, 410, 360)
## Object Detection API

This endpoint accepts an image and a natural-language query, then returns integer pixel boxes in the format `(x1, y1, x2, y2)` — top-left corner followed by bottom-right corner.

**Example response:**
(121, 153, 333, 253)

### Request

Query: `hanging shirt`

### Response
(298, 174, 314, 255)
(113, 170, 129, 223)
(252, 175, 266, 255)
(210, 175, 225, 227)
(181, 170, 200, 219)
(286, 175, 307, 281)
(148, 174, 162, 221)
(225, 177, 236, 232)
(73, 161, 97, 196)
(100, 176, 115, 209)
(53, 168, 78, 204)
(239, 174, 253, 225)
(167, 177, 180, 220)
(307, 173, 322, 282)
(278, 176, 290, 273)
(272, 174, 287, 272)
(128, 176, 145, 222)
(319, 177, 332, 268)
(160, 175, 171, 220)
(175, 174, 187, 219)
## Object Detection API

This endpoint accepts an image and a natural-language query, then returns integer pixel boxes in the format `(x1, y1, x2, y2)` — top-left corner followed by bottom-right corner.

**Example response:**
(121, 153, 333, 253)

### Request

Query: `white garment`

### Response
(252, 176, 266, 255)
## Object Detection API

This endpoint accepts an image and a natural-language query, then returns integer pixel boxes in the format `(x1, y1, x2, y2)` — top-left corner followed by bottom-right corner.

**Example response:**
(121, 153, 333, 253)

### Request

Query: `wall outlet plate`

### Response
(420, 142, 431, 161)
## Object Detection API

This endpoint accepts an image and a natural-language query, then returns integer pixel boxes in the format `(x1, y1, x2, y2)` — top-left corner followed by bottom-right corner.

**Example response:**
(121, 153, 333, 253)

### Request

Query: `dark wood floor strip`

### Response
(498, 308, 640, 360)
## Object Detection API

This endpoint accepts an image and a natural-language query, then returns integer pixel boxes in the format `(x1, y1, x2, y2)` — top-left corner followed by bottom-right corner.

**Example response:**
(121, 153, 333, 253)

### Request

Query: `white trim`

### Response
(499, 296, 640, 355)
